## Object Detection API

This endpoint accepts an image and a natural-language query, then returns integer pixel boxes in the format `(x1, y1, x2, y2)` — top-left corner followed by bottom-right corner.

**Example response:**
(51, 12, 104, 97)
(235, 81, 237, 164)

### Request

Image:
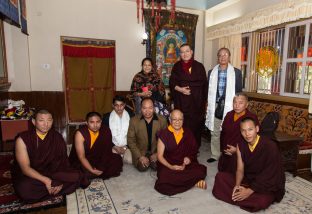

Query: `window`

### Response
(256, 28, 285, 95)
(241, 33, 251, 90)
(281, 20, 312, 98)
(242, 18, 312, 99)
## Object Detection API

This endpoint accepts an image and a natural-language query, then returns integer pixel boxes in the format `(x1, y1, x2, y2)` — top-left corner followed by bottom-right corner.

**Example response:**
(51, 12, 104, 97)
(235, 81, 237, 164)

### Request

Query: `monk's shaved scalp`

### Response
(34, 109, 52, 120)
(169, 109, 184, 120)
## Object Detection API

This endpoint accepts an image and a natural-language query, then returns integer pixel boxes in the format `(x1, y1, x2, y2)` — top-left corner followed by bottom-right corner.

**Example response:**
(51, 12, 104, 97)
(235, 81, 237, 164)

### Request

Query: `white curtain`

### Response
(206, 0, 312, 40)
(218, 34, 242, 68)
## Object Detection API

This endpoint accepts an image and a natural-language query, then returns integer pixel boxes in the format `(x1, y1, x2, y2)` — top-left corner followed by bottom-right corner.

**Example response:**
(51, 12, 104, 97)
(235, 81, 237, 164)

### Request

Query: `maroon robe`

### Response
(212, 137, 285, 212)
(12, 129, 88, 203)
(69, 125, 122, 180)
(218, 110, 259, 174)
(169, 60, 208, 146)
(154, 128, 207, 195)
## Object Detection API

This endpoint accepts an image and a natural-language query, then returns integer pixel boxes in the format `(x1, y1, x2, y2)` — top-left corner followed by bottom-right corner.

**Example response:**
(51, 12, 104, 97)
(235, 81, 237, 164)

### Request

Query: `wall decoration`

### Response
(256, 46, 279, 78)
(144, 9, 198, 86)
(156, 29, 186, 86)
(19, 0, 27, 34)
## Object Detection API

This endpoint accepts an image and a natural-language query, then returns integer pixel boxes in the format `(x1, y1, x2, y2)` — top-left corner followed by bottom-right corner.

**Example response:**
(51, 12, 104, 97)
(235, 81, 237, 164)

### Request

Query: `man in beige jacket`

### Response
(127, 97, 167, 171)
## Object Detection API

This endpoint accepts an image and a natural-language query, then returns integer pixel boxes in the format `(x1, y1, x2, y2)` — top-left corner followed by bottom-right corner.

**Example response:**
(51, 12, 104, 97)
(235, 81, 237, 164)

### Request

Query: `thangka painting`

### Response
(144, 9, 198, 86)
(156, 29, 186, 86)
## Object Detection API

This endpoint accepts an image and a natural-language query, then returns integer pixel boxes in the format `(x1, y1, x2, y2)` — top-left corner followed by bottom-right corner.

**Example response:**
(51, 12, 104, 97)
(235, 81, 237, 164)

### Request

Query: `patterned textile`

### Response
(0, 152, 64, 213)
(130, 71, 165, 102)
(217, 68, 227, 100)
(67, 178, 117, 214)
(67, 157, 312, 214)
(248, 100, 312, 149)
(143, 9, 198, 86)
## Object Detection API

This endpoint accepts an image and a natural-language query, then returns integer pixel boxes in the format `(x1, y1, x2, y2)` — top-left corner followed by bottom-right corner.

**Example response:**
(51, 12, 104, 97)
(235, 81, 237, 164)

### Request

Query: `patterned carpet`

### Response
(66, 142, 312, 214)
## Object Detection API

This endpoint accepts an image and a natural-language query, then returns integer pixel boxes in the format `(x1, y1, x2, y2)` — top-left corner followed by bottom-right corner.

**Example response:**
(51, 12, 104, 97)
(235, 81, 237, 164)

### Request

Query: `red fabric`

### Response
(299, 141, 312, 150)
(169, 60, 208, 145)
(213, 172, 275, 212)
(218, 110, 259, 174)
(154, 128, 206, 195)
(181, 58, 193, 74)
(0, 152, 65, 212)
(69, 125, 122, 180)
(11, 129, 87, 203)
(239, 137, 285, 202)
(63, 44, 115, 58)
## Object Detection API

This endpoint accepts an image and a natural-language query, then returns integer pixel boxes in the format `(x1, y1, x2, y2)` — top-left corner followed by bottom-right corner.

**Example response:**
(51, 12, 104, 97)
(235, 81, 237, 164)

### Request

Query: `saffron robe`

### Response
(169, 60, 208, 146)
(218, 110, 259, 174)
(12, 129, 88, 203)
(154, 128, 207, 195)
(212, 137, 285, 212)
(69, 125, 122, 179)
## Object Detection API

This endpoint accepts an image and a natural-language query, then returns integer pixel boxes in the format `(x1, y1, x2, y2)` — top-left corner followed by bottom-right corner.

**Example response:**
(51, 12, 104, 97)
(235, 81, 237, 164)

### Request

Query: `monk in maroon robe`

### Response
(155, 110, 207, 196)
(213, 117, 285, 212)
(169, 44, 208, 146)
(69, 112, 122, 180)
(12, 110, 88, 203)
(219, 93, 259, 174)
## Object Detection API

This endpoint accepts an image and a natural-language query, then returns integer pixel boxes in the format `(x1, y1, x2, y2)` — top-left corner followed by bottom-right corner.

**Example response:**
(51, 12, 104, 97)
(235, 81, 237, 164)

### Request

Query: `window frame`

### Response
(241, 33, 252, 91)
(280, 19, 312, 99)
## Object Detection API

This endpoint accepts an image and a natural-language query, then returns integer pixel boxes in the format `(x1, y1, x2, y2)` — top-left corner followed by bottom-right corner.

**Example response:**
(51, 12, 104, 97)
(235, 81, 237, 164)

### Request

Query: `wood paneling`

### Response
(0, 91, 131, 145)
(0, 91, 67, 145)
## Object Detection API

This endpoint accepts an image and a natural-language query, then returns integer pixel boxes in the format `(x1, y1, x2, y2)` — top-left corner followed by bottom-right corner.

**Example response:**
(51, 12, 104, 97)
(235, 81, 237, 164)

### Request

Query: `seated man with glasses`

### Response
(154, 109, 207, 196)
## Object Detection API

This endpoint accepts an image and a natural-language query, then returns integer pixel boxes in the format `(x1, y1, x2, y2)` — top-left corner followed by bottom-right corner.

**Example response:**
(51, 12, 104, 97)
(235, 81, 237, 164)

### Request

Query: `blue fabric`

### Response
(217, 67, 227, 101)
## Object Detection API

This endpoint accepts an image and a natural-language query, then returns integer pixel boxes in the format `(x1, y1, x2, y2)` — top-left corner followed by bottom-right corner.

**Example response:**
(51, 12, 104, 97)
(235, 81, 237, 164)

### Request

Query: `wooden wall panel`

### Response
(0, 91, 131, 145)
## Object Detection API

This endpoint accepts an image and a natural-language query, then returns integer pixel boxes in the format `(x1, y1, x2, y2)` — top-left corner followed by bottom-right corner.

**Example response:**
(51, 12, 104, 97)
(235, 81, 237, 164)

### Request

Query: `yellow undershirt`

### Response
(248, 135, 260, 152)
(168, 125, 184, 145)
(234, 110, 246, 122)
(88, 129, 99, 149)
(36, 132, 47, 140)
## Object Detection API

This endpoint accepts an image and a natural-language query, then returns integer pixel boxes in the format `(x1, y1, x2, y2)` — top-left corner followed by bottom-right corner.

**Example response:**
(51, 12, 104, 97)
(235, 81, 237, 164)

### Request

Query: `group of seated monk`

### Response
(11, 93, 285, 212)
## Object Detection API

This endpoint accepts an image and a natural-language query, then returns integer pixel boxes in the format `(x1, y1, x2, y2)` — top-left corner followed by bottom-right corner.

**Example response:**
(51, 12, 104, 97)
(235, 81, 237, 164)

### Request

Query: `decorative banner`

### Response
(156, 29, 186, 86)
(144, 9, 198, 86)
(0, 0, 10, 19)
(256, 46, 279, 78)
(19, 0, 27, 34)
(9, 0, 19, 25)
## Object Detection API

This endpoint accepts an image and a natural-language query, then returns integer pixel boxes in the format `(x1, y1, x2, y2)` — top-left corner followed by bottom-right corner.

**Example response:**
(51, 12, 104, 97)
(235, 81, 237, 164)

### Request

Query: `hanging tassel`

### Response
(156, 2, 161, 30)
(170, 0, 175, 21)
(141, 0, 144, 23)
(136, 0, 140, 23)
(151, 0, 154, 17)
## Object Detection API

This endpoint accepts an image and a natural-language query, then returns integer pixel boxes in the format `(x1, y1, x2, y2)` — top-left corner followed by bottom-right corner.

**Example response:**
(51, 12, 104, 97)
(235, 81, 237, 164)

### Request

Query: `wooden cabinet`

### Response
(272, 131, 303, 176)
(0, 120, 30, 151)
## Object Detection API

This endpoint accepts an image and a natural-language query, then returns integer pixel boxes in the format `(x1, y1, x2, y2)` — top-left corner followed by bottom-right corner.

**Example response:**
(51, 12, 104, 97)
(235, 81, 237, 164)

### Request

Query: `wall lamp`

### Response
(141, 32, 148, 45)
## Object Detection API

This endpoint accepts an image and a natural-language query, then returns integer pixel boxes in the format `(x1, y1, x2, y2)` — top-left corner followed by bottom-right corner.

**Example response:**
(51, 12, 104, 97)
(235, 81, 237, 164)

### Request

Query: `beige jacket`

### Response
(127, 114, 167, 167)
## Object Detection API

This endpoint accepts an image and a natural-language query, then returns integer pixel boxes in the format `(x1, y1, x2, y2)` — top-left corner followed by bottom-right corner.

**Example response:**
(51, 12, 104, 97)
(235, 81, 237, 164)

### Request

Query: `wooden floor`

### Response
(25, 205, 66, 214)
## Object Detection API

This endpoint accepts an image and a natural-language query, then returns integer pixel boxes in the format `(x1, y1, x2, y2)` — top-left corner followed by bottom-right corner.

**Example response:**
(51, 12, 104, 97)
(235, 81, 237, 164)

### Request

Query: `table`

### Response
(272, 131, 303, 176)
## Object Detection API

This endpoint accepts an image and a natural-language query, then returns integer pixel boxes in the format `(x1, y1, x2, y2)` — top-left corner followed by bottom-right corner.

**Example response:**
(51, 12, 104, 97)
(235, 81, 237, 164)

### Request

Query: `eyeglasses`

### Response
(218, 53, 229, 58)
(171, 118, 183, 122)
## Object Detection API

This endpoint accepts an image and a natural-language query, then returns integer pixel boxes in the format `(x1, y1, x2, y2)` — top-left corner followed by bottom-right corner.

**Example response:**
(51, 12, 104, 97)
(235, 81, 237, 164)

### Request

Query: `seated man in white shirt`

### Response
(103, 95, 133, 164)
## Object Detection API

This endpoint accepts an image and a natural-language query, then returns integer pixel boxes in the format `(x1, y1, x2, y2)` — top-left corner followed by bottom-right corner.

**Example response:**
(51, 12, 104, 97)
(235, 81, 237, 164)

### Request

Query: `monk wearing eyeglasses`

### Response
(154, 109, 207, 196)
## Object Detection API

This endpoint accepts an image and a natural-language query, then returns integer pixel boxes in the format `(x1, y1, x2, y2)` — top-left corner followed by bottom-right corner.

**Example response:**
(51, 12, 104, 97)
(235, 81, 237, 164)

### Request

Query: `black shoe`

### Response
(207, 158, 217, 163)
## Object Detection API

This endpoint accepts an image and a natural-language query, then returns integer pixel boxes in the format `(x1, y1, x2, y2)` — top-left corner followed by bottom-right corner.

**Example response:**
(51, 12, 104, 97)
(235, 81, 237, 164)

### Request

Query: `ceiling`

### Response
(124, 0, 230, 11)
(175, 0, 228, 10)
